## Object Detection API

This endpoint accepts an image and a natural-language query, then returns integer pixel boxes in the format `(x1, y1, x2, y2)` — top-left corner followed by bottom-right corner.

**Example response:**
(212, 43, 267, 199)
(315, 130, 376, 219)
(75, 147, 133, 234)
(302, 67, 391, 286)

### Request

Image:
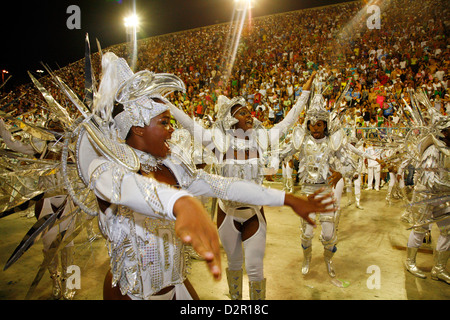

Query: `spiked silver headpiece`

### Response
(93, 52, 185, 140)
(304, 94, 329, 129)
(215, 95, 247, 130)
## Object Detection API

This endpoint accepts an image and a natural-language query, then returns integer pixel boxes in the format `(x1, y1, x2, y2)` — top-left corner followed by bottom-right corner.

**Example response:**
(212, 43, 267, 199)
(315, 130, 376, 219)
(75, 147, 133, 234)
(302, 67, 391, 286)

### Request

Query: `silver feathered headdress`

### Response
(93, 52, 185, 140)
(303, 79, 350, 135)
(303, 93, 329, 131)
(215, 95, 247, 130)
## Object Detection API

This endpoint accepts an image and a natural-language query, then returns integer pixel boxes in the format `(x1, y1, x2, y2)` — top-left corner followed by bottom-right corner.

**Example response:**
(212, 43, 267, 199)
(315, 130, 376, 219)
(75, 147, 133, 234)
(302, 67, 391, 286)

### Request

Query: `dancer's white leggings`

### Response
(334, 178, 344, 211)
(407, 218, 450, 251)
(301, 212, 336, 251)
(218, 209, 266, 282)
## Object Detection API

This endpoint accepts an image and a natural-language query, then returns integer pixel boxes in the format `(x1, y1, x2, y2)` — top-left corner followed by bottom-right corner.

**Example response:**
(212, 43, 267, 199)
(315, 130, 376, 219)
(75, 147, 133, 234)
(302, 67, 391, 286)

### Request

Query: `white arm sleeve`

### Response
(88, 158, 192, 220)
(346, 143, 377, 160)
(169, 103, 213, 147)
(268, 90, 310, 146)
(187, 170, 285, 207)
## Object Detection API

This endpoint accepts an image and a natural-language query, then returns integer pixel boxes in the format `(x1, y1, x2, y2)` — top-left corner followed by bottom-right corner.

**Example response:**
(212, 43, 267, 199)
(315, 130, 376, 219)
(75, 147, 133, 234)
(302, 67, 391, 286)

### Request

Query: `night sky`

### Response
(1, 0, 352, 88)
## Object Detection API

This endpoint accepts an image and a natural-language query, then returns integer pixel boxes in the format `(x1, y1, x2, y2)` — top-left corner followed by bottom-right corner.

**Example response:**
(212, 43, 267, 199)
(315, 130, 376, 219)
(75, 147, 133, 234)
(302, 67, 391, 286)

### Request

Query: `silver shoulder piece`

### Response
(292, 126, 306, 150)
(329, 128, 346, 152)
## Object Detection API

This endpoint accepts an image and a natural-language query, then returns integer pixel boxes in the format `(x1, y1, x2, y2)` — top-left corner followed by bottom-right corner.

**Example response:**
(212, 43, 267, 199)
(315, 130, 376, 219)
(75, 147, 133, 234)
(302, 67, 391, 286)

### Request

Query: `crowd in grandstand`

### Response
(1, 0, 449, 132)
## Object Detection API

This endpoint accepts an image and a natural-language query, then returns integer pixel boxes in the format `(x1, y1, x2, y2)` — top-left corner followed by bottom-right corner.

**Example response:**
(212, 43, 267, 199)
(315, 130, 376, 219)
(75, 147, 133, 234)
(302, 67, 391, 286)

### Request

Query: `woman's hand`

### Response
(284, 188, 336, 227)
(173, 196, 222, 280)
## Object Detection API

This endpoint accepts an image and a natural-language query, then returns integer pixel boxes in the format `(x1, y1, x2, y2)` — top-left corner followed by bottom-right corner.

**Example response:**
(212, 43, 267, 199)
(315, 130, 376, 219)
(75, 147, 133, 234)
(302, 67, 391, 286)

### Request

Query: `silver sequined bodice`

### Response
(219, 136, 264, 185)
(99, 205, 187, 299)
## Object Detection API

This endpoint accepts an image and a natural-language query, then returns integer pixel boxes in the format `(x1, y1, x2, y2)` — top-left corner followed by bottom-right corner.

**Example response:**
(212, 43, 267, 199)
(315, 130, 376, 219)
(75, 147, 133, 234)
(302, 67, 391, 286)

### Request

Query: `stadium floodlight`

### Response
(123, 12, 139, 71)
(234, 0, 255, 10)
(124, 14, 139, 28)
(234, 0, 254, 5)
(1, 70, 9, 83)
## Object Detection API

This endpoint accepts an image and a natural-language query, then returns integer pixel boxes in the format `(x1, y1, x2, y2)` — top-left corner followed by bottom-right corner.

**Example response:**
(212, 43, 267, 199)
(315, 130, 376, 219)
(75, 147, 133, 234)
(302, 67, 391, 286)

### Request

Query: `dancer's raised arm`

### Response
(268, 71, 317, 146)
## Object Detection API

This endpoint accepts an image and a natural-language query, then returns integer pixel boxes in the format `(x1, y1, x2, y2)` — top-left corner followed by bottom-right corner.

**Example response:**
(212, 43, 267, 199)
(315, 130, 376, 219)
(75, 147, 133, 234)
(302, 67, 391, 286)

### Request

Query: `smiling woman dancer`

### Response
(169, 72, 318, 300)
(77, 53, 334, 300)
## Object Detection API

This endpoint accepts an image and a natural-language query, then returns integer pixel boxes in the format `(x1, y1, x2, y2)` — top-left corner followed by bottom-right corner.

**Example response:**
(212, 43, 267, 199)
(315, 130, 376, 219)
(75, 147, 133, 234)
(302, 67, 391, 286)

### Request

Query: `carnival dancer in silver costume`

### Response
(343, 138, 367, 209)
(381, 140, 409, 206)
(341, 138, 382, 210)
(168, 72, 317, 299)
(73, 53, 334, 300)
(276, 89, 379, 278)
(398, 90, 450, 284)
(0, 117, 79, 300)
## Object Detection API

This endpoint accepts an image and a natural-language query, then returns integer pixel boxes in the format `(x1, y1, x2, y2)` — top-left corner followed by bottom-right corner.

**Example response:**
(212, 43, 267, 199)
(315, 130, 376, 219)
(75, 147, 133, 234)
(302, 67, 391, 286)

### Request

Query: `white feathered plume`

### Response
(93, 52, 120, 123)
